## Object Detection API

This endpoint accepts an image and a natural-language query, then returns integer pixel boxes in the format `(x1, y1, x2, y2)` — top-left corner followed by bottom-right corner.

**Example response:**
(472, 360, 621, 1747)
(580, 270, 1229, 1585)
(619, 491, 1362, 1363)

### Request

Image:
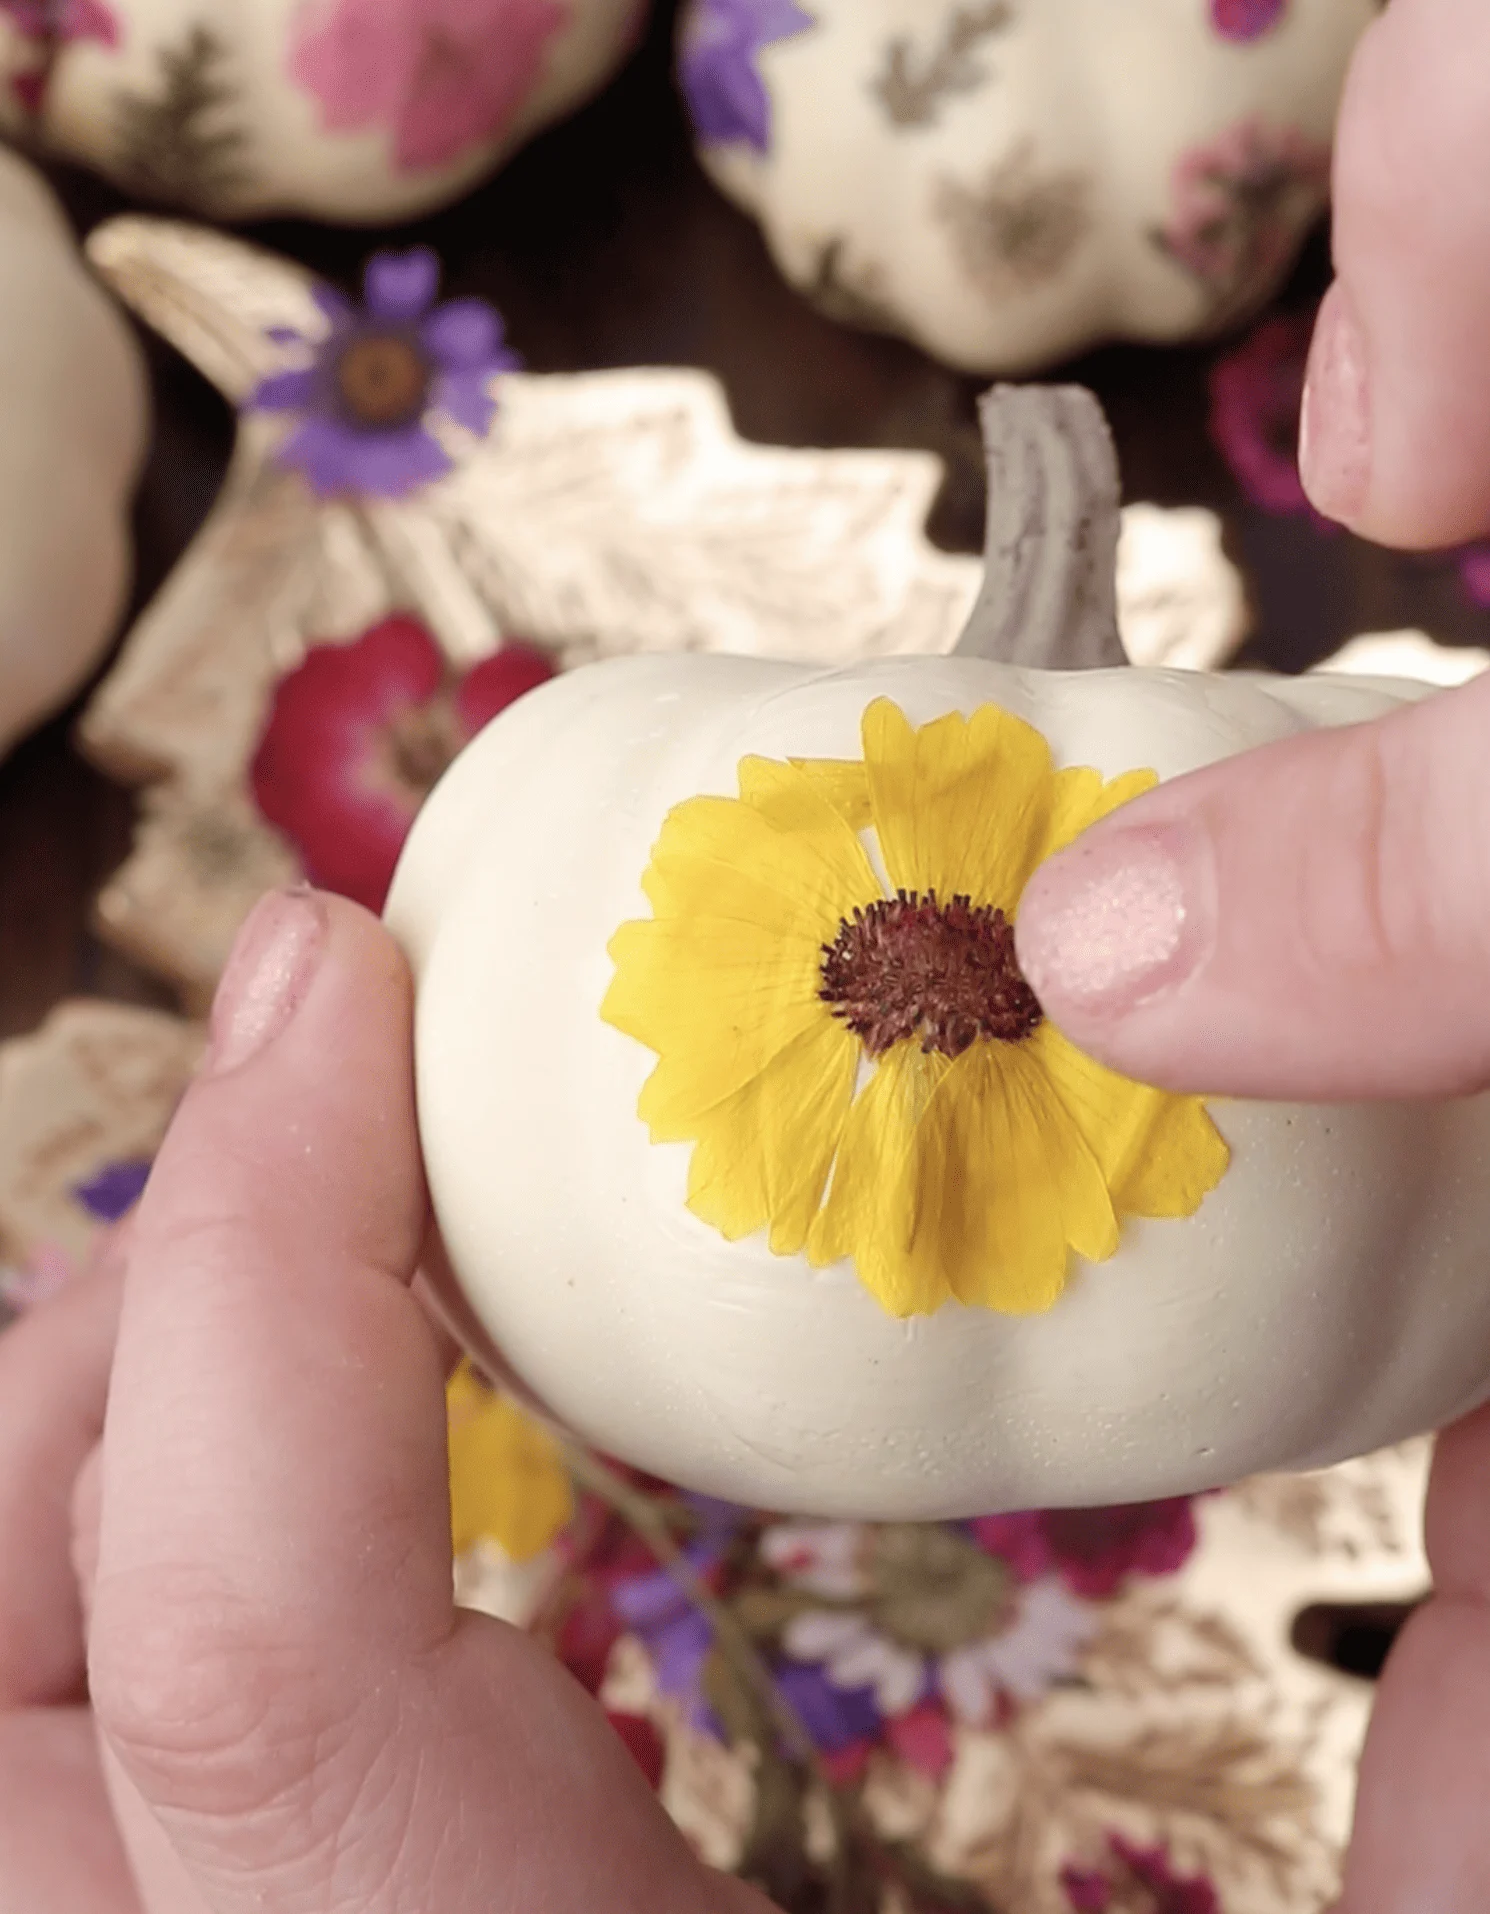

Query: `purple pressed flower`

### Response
(248, 248, 519, 500)
(679, 0, 815, 152)
(1211, 0, 1287, 39)
(774, 1659, 881, 1754)
(72, 1157, 152, 1222)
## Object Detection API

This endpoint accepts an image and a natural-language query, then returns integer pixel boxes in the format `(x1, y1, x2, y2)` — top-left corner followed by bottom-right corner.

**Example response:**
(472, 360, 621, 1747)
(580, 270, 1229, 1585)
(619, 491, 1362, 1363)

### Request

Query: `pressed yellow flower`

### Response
(447, 1362, 574, 1561)
(602, 699, 1229, 1318)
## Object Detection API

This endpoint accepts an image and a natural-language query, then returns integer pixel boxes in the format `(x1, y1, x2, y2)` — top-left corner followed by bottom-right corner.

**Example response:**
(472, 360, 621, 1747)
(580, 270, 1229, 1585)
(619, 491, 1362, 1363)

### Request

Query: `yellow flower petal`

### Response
(1023, 763, 1158, 885)
(784, 756, 873, 831)
(447, 1364, 574, 1562)
(687, 1014, 860, 1252)
(861, 698, 1057, 907)
(809, 1041, 950, 1316)
(1033, 1025, 1231, 1217)
(608, 916, 826, 1132)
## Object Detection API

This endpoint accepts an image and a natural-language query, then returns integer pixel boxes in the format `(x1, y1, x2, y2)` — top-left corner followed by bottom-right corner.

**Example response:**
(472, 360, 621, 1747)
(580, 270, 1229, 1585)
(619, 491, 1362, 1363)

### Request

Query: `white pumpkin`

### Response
(677, 0, 1375, 373)
(0, 148, 145, 759)
(0, 0, 644, 222)
(387, 387, 1490, 1520)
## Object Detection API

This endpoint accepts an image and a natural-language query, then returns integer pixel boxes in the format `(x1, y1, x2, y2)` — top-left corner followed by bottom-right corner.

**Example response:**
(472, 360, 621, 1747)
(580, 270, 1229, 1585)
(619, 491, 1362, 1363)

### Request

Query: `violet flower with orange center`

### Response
(248, 248, 518, 499)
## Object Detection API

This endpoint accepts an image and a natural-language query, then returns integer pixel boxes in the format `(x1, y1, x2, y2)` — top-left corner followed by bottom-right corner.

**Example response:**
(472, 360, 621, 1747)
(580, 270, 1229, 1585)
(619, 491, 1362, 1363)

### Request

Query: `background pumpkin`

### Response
(0, 147, 145, 760)
(677, 0, 1377, 373)
(0, 0, 646, 221)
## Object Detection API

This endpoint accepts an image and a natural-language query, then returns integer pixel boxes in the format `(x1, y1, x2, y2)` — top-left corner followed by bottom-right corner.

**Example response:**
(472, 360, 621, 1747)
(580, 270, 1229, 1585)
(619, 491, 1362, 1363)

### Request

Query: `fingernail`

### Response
(1299, 280, 1371, 525)
(206, 888, 326, 1075)
(1017, 826, 1204, 1019)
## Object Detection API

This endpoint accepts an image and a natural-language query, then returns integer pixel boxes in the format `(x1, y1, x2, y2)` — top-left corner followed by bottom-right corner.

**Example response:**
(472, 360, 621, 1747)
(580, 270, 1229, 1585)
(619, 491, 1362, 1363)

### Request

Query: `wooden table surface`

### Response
(3, 0, 1487, 1043)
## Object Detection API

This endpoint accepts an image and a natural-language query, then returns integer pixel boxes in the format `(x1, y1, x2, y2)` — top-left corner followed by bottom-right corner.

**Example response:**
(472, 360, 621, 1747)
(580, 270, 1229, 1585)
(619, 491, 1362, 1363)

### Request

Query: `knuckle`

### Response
(90, 1565, 357, 1824)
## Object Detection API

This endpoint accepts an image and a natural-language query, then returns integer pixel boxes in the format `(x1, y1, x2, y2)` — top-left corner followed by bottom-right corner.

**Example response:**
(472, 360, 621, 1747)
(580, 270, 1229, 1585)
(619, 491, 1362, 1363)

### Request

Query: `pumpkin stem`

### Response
(955, 384, 1127, 672)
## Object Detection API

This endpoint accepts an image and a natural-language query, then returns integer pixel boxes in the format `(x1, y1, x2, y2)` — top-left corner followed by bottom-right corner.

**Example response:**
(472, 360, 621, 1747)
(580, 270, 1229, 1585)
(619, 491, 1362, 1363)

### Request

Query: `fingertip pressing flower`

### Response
(249, 248, 519, 499)
(679, 0, 816, 152)
(250, 614, 554, 913)
(602, 698, 1229, 1319)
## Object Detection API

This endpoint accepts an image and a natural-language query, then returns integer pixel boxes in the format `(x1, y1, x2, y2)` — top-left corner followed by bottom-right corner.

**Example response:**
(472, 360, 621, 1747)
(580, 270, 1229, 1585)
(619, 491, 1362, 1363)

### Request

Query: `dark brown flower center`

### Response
(372, 694, 465, 805)
(820, 889, 1042, 1059)
(335, 333, 431, 429)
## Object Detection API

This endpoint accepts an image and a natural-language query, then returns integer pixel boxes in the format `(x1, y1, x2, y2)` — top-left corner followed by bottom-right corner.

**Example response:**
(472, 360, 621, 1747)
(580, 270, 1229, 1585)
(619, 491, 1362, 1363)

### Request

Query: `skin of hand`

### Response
(1012, 2, 1490, 1907)
(0, 889, 771, 1914)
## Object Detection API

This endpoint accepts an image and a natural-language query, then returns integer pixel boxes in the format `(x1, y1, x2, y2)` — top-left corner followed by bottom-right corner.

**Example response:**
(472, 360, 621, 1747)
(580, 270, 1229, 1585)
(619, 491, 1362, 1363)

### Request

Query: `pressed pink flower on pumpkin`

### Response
(250, 615, 554, 912)
(1155, 117, 1329, 303)
(287, 0, 567, 173)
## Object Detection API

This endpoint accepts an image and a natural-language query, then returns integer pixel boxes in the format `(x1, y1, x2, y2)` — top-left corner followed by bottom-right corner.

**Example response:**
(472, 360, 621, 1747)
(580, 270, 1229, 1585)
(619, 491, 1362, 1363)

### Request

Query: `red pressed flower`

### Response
(604, 1709, 667, 1790)
(250, 615, 554, 912)
(883, 1699, 955, 1781)
(555, 1585, 626, 1697)
(971, 1499, 1199, 1601)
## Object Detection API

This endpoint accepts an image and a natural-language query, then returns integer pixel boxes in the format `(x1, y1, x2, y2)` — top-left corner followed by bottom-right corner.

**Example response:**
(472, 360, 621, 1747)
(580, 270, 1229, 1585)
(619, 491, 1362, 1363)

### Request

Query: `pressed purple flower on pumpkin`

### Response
(1210, 0, 1287, 38)
(287, 0, 566, 173)
(1061, 1834, 1219, 1914)
(679, 0, 815, 152)
(971, 1498, 1199, 1601)
(250, 614, 554, 914)
(248, 248, 518, 499)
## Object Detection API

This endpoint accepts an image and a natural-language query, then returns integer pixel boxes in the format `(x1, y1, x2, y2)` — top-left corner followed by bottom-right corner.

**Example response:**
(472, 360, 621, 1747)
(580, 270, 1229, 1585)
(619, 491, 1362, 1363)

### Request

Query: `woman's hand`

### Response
(0, 889, 768, 1914)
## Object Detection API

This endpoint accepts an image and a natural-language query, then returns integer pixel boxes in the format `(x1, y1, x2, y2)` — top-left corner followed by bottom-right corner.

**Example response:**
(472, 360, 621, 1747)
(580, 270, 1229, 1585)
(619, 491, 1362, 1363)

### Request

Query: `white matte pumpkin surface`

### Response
(0, 149, 145, 758)
(682, 0, 1377, 372)
(389, 653, 1490, 1518)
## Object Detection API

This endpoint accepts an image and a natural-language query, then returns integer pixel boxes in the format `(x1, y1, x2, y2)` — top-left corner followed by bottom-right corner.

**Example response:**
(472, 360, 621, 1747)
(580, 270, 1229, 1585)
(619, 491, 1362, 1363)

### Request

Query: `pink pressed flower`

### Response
(972, 1499, 1199, 1601)
(287, 0, 567, 172)
(1158, 117, 1329, 295)
(1211, 0, 1286, 38)
(250, 615, 555, 913)
(1208, 307, 1315, 514)
(1061, 1835, 1219, 1914)
(1, 0, 118, 44)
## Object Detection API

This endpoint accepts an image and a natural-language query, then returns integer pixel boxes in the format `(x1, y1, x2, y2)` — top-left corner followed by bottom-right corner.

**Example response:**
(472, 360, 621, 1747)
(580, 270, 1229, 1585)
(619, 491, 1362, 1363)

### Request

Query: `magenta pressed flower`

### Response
(250, 614, 554, 912)
(1207, 307, 1316, 514)
(971, 1498, 1199, 1601)
(248, 248, 518, 499)
(1, 0, 117, 42)
(1062, 1834, 1219, 1913)
(287, 0, 566, 173)
(1210, 0, 1286, 38)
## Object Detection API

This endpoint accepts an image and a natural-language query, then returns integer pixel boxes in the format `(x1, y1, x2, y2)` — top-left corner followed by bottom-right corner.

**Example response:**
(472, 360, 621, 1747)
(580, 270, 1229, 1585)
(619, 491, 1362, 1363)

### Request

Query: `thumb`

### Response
(1300, 0, 1490, 545)
(1014, 673, 1490, 1100)
(89, 888, 757, 1914)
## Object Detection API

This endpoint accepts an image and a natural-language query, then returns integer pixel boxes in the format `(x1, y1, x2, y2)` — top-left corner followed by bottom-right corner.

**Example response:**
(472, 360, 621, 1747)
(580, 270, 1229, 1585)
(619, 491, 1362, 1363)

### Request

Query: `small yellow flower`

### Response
(446, 1362, 574, 1561)
(602, 699, 1228, 1318)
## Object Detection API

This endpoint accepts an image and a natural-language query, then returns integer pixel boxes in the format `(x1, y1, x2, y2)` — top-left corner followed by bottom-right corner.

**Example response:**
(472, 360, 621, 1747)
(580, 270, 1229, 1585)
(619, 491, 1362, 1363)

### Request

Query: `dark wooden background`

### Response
(4, 0, 1487, 1042)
